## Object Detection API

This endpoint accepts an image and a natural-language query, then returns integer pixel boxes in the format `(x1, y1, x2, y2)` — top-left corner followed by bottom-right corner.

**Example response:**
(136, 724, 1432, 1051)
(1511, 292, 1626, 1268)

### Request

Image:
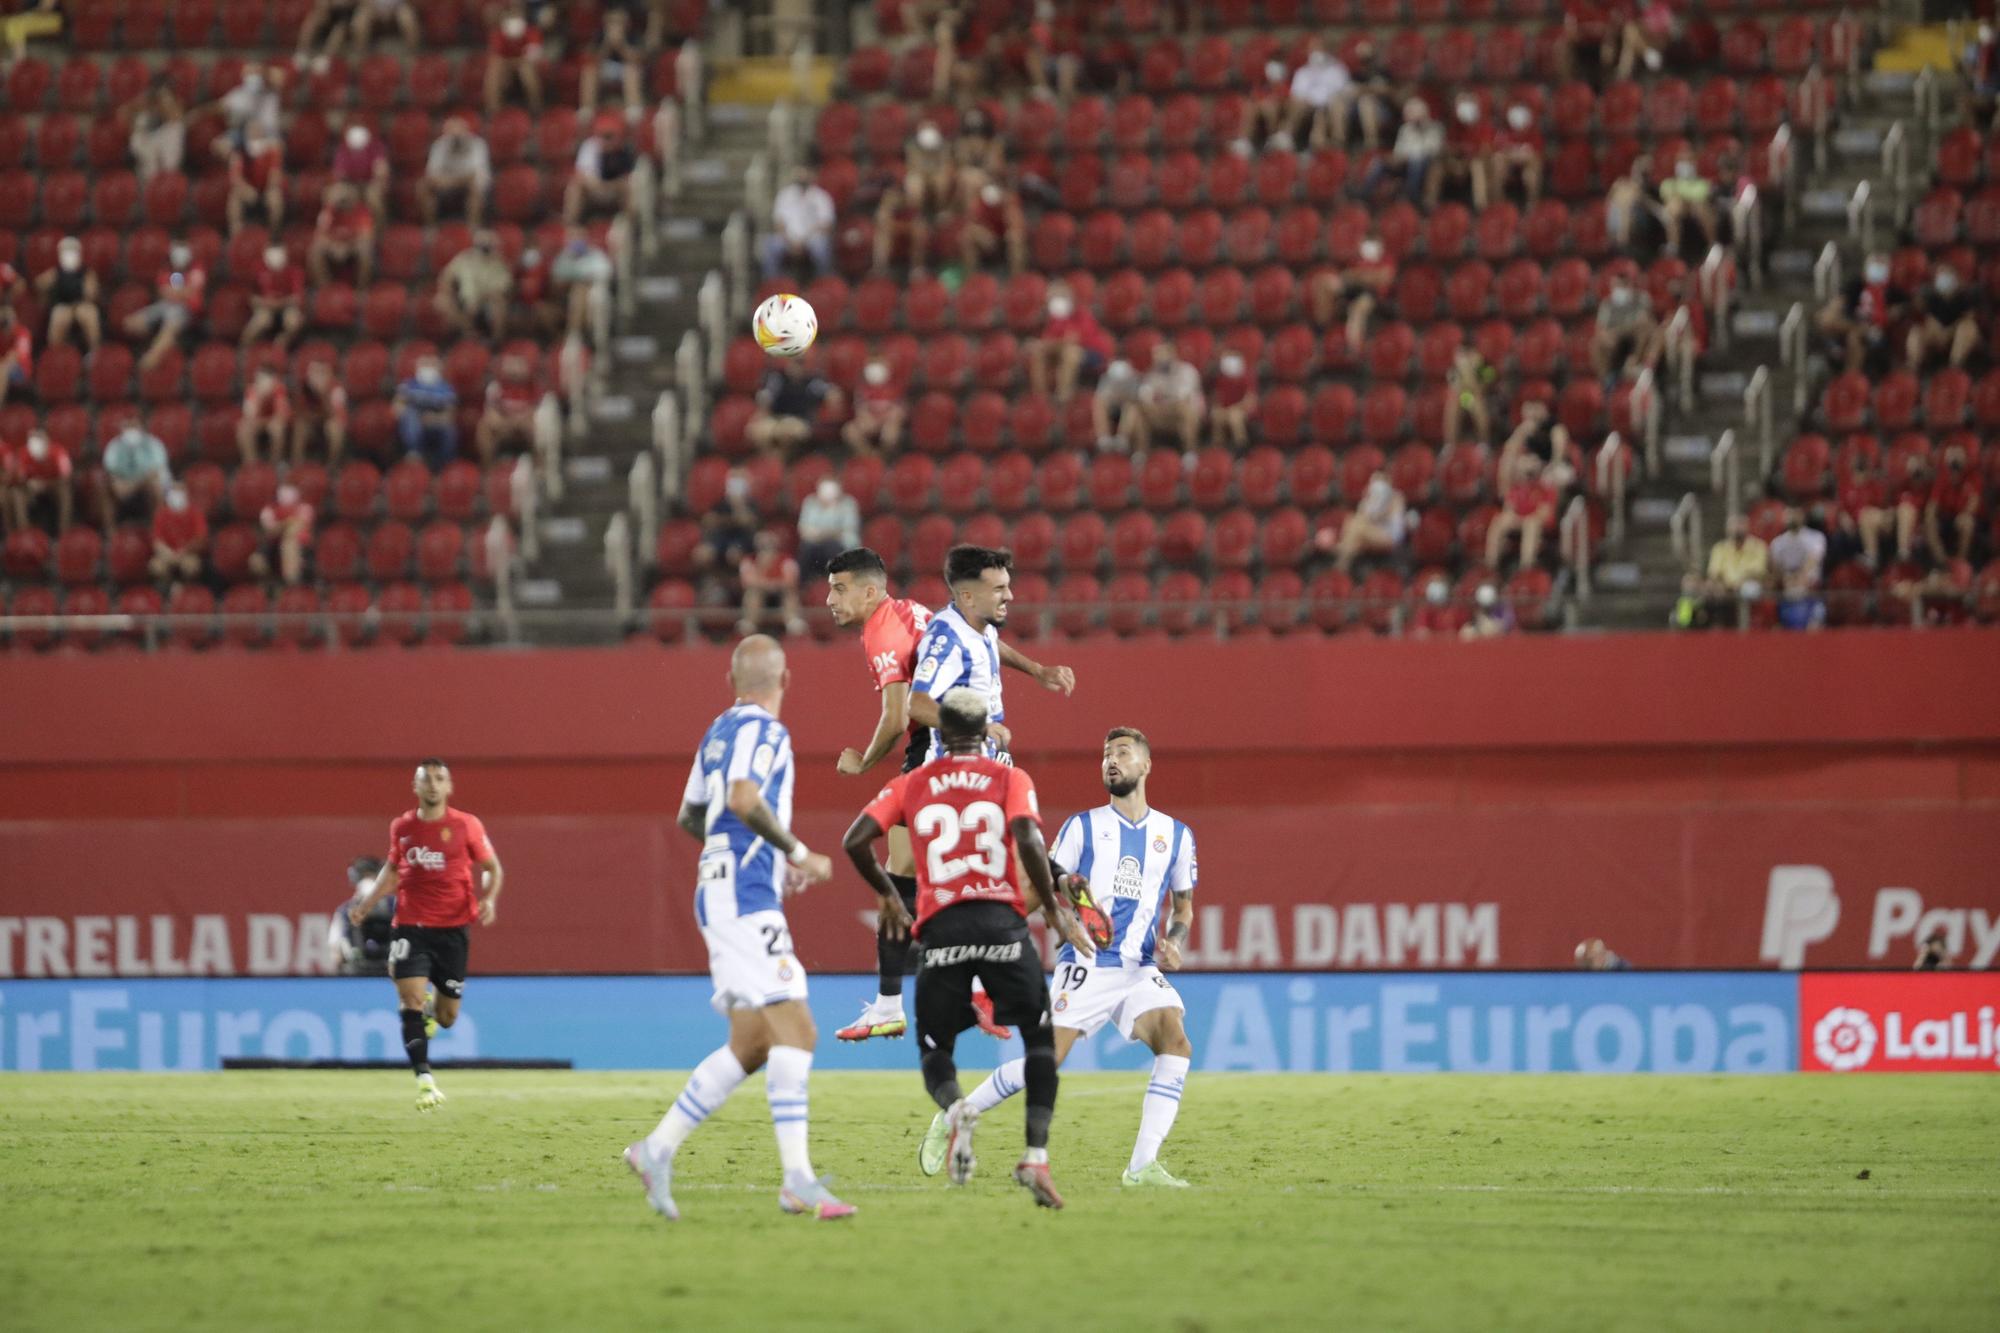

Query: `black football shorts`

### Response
(389, 925, 470, 998)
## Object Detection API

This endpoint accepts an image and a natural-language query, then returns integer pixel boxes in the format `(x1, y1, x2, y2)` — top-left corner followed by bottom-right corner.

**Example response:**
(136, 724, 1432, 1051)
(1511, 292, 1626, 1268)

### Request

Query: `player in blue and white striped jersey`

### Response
(624, 636, 855, 1222)
(937, 726, 1199, 1189)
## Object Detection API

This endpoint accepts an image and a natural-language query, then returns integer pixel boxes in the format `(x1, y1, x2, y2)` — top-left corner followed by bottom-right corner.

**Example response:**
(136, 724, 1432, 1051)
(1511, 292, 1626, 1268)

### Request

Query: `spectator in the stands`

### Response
(1906, 262, 1981, 373)
(351, 0, 420, 53)
(123, 241, 206, 373)
(871, 175, 929, 275)
(1135, 341, 1205, 458)
(1286, 41, 1352, 152)
(796, 477, 861, 579)
(1616, 1, 1675, 77)
(1768, 508, 1827, 630)
(841, 357, 905, 457)
(0, 305, 29, 407)
(311, 184, 376, 290)
(1926, 442, 1982, 566)
(512, 241, 562, 337)
(486, 8, 546, 115)
(1409, 577, 1467, 639)
(203, 64, 283, 155)
(394, 354, 459, 470)
(1026, 282, 1114, 403)
(1442, 342, 1494, 451)
(1, 0, 62, 61)
(1702, 513, 1768, 612)
(1656, 150, 1717, 255)
(1893, 456, 1931, 565)
(38, 236, 102, 354)
(762, 167, 836, 280)
(292, 359, 349, 469)
(580, 6, 644, 116)
(1492, 102, 1544, 204)
(124, 82, 186, 183)
(241, 244, 306, 351)
(1346, 41, 1394, 152)
(1025, 1, 1082, 102)
(475, 352, 542, 466)
(695, 467, 757, 575)
(1817, 250, 1905, 374)
(1461, 581, 1516, 639)
(901, 121, 960, 259)
(1557, 0, 1614, 82)
(749, 357, 836, 458)
(295, 0, 361, 65)
(8, 430, 72, 533)
(237, 367, 292, 466)
(1574, 938, 1631, 970)
(1245, 59, 1292, 149)
(1966, 22, 2000, 125)
(1592, 273, 1659, 385)
(96, 418, 172, 535)
(253, 483, 315, 587)
(1331, 469, 1407, 574)
(1366, 100, 1443, 207)
(436, 230, 513, 340)
(1312, 234, 1395, 351)
(1498, 400, 1575, 492)
(332, 122, 391, 223)
(1605, 155, 1652, 251)
(149, 482, 208, 588)
(1446, 95, 1496, 210)
(420, 117, 492, 228)
(551, 227, 614, 339)
(1486, 455, 1558, 572)
(959, 175, 1027, 276)
(1208, 351, 1258, 451)
(954, 104, 1004, 176)
(738, 530, 806, 637)
(226, 129, 286, 239)
(1833, 455, 1889, 568)
(0, 257, 21, 312)
(1088, 359, 1140, 452)
(564, 119, 638, 225)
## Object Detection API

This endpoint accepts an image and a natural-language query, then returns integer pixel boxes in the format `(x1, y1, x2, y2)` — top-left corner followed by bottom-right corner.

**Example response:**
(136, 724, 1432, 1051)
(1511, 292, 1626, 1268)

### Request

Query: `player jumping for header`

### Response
(825, 543, 1076, 1045)
(842, 687, 1097, 1209)
(348, 759, 505, 1112)
(625, 636, 853, 1222)
(943, 727, 1198, 1188)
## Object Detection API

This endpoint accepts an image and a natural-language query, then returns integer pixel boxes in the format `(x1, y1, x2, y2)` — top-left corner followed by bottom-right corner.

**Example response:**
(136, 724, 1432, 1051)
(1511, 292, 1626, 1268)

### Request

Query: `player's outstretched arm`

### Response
(726, 779, 832, 883)
(348, 862, 399, 926)
(1014, 817, 1093, 960)
(841, 812, 914, 939)
(998, 639, 1075, 696)
(840, 681, 911, 776)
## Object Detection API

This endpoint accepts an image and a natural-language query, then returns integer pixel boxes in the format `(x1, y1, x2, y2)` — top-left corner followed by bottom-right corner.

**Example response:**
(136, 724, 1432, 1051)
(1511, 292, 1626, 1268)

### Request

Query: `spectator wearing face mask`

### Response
(1091, 359, 1143, 452)
(1135, 341, 1205, 458)
(1445, 96, 1496, 210)
(436, 230, 513, 340)
(1365, 100, 1444, 207)
(149, 481, 208, 587)
(749, 358, 837, 458)
(1926, 444, 1982, 566)
(254, 482, 316, 586)
(697, 467, 758, 576)
(959, 174, 1027, 276)
(37, 236, 102, 354)
(1287, 41, 1353, 152)
(332, 122, 391, 222)
(564, 119, 638, 225)
(201, 64, 282, 156)
(1592, 274, 1659, 386)
(124, 241, 206, 373)
(1655, 151, 1717, 254)
(309, 182, 377, 287)
(1208, 352, 1258, 451)
(7, 429, 73, 533)
(901, 121, 961, 243)
(242, 244, 306, 350)
(1486, 455, 1558, 572)
(1492, 103, 1544, 205)
(1817, 250, 1906, 375)
(124, 81, 187, 184)
(1767, 507, 1827, 630)
(237, 367, 292, 466)
(797, 477, 861, 579)
(1027, 283, 1115, 403)
(1409, 577, 1467, 639)
(550, 227, 614, 339)
(738, 530, 806, 637)
(476, 353, 542, 466)
(421, 117, 492, 228)
(1906, 264, 1982, 373)
(486, 9, 545, 115)
(763, 167, 837, 280)
(226, 129, 286, 239)
(842, 357, 906, 457)
(1460, 581, 1515, 639)
(293, 359, 349, 469)
(97, 418, 173, 534)
(1328, 469, 1407, 574)
(512, 243, 561, 337)
(394, 355, 460, 470)
(1312, 236, 1396, 353)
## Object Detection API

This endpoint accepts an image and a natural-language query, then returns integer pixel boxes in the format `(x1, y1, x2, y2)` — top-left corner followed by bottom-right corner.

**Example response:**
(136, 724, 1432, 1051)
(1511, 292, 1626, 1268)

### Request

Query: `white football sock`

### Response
(765, 1044, 815, 1185)
(873, 990, 905, 1018)
(649, 1045, 748, 1156)
(1129, 1053, 1190, 1173)
(965, 1057, 1026, 1114)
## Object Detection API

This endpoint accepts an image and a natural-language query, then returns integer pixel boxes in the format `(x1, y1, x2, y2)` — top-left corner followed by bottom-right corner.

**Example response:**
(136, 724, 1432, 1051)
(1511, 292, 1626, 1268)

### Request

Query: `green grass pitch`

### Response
(2, 1071, 1996, 1332)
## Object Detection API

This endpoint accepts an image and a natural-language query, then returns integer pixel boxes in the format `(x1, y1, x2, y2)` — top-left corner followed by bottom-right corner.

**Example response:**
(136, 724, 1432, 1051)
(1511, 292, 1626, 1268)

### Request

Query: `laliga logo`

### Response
(1812, 1007, 1877, 1072)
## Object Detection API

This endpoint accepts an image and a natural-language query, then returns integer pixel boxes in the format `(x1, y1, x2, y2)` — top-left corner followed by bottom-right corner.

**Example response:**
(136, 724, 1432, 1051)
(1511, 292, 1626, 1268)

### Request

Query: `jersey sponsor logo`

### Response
(404, 846, 448, 872)
(927, 770, 994, 795)
(921, 940, 1024, 967)
(1112, 855, 1147, 901)
(871, 649, 902, 678)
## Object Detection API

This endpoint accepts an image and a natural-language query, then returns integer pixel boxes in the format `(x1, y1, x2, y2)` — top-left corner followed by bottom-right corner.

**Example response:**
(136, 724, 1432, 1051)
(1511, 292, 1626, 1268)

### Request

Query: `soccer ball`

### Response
(753, 293, 818, 358)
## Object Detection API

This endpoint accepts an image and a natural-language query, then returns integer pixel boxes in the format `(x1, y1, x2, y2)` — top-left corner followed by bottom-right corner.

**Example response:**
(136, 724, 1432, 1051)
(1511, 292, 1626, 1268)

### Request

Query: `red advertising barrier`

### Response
(1800, 973, 2000, 1072)
(3, 806, 1995, 976)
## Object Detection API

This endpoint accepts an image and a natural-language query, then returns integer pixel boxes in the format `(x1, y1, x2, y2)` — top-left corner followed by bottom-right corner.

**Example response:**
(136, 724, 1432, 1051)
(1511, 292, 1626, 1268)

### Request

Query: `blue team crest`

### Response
(1053, 993, 1068, 1013)
(778, 961, 794, 981)
(1152, 835, 1167, 853)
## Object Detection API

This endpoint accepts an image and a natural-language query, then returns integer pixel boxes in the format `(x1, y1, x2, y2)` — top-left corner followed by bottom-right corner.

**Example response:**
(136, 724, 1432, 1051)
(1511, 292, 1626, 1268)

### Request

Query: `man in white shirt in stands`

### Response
(1286, 41, 1352, 150)
(1136, 342, 1205, 458)
(763, 168, 836, 280)
(1767, 508, 1827, 631)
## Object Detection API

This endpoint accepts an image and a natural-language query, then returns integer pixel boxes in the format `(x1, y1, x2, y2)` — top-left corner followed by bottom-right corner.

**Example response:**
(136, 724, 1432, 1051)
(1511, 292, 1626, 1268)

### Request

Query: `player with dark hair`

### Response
(348, 759, 504, 1111)
(842, 687, 1096, 1208)
(826, 543, 1077, 1044)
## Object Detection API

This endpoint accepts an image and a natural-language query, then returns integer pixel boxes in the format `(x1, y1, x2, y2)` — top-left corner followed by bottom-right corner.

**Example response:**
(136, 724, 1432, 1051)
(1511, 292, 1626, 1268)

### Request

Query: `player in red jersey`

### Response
(347, 759, 505, 1111)
(824, 545, 1076, 1044)
(843, 689, 1095, 1208)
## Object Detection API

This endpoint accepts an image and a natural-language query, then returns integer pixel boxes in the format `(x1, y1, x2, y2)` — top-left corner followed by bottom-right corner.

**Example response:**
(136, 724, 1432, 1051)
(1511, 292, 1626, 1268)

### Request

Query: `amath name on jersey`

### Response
(927, 769, 994, 796)
(921, 940, 1024, 968)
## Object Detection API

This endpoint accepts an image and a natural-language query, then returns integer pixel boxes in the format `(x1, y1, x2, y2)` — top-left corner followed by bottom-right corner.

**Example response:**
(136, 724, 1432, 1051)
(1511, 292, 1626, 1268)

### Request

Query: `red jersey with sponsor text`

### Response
(387, 808, 493, 927)
(861, 755, 1040, 935)
(861, 594, 931, 748)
